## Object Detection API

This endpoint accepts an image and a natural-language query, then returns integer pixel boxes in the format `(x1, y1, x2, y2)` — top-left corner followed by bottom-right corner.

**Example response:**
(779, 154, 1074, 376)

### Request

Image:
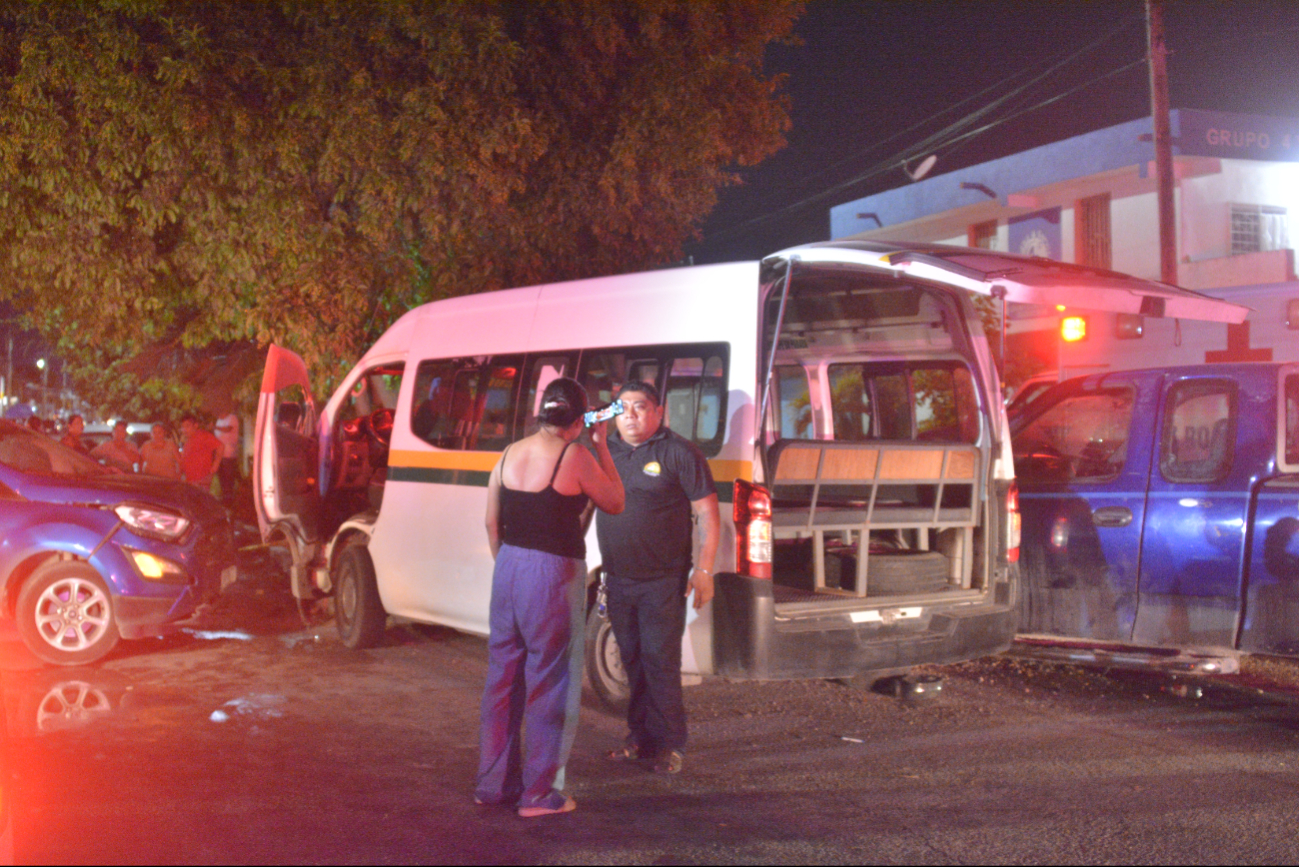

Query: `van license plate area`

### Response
(851, 607, 922, 625)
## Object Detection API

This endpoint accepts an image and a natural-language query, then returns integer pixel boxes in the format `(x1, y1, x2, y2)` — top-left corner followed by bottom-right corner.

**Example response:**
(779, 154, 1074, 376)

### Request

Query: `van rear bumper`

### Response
(712, 572, 1017, 680)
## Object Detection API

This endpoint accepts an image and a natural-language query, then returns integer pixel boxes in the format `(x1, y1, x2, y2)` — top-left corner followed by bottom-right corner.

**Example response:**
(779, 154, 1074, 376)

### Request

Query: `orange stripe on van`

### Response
(388, 449, 500, 472)
(389, 448, 751, 484)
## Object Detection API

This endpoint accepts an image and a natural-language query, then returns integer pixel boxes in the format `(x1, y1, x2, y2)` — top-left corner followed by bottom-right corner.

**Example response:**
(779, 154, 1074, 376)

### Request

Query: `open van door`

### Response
(253, 345, 322, 566)
(783, 242, 1251, 323)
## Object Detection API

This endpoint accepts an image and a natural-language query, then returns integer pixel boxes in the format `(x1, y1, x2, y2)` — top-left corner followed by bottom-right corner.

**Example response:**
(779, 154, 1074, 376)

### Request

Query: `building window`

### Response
(968, 220, 997, 250)
(1075, 193, 1111, 269)
(1231, 204, 1289, 255)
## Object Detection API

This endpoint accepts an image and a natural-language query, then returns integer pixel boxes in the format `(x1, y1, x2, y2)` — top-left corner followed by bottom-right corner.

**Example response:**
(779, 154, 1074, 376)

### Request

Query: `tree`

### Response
(0, 0, 800, 418)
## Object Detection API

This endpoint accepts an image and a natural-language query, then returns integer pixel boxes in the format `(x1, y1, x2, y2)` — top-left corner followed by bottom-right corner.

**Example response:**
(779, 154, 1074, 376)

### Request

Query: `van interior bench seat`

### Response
(767, 439, 983, 598)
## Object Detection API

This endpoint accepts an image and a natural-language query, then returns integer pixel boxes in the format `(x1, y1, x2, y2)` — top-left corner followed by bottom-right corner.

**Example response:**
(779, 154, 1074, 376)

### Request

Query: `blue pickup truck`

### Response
(1011, 362, 1299, 656)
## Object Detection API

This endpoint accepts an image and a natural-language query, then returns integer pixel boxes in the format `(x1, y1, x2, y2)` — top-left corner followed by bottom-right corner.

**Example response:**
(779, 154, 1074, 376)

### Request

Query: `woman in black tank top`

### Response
(497, 440, 589, 559)
(475, 377, 623, 818)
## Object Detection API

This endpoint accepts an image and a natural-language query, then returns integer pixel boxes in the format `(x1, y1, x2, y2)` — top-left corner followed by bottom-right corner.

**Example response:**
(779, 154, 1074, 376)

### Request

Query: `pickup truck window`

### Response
(1160, 381, 1236, 483)
(1012, 388, 1134, 483)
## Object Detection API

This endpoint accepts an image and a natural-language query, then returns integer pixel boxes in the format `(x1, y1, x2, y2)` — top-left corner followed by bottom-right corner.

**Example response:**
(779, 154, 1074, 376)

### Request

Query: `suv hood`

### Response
(11, 471, 225, 523)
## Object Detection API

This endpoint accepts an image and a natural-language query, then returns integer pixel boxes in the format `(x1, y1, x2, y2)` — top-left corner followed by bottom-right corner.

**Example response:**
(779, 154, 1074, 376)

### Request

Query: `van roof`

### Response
(364, 261, 762, 361)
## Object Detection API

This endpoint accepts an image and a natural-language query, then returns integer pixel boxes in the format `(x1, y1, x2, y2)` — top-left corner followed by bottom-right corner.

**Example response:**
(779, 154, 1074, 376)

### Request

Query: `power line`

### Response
(767, 16, 1141, 197)
(701, 60, 1146, 247)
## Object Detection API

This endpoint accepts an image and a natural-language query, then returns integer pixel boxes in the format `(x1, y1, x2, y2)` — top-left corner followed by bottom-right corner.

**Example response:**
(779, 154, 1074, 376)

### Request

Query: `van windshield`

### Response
(0, 428, 111, 478)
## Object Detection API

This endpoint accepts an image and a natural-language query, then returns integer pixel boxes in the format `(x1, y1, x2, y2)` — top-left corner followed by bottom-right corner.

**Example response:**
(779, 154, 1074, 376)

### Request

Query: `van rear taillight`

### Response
(1007, 482, 1021, 563)
(733, 479, 772, 579)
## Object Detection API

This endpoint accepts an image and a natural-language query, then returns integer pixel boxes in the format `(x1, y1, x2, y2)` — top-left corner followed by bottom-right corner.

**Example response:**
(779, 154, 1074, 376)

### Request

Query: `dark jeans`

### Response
(606, 571, 689, 757)
(218, 457, 239, 505)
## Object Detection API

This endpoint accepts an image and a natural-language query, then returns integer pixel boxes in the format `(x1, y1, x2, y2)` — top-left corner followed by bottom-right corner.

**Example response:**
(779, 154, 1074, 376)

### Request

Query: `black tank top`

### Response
(498, 441, 589, 559)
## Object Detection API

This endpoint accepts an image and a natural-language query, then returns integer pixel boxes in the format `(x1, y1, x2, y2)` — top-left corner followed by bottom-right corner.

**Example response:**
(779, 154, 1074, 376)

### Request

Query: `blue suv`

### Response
(0, 420, 236, 664)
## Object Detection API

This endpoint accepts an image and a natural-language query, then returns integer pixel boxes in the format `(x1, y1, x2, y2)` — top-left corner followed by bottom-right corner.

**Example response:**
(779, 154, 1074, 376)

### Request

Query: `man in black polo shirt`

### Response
(596, 381, 719, 775)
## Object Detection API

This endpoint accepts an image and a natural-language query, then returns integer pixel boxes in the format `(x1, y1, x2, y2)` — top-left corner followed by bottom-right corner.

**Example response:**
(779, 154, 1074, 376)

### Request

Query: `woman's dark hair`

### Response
(538, 377, 588, 428)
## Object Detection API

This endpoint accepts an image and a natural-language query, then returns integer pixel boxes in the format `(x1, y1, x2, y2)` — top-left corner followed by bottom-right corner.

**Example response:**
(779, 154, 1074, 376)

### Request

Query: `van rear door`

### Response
(253, 344, 322, 548)
(787, 242, 1250, 323)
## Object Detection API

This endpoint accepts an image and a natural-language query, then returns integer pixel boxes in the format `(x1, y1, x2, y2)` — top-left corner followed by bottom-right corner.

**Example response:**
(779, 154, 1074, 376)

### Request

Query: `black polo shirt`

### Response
(596, 426, 715, 580)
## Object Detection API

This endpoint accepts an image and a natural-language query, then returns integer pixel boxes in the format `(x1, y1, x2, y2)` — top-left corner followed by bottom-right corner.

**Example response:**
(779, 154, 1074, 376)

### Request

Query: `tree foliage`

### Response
(0, 0, 800, 417)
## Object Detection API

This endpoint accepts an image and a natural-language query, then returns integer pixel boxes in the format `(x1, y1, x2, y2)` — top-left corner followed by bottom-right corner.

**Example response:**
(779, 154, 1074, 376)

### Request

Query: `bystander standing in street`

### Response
(60, 414, 89, 453)
(475, 377, 623, 818)
(180, 415, 223, 492)
(596, 381, 719, 776)
(91, 420, 142, 473)
(214, 410, 240, 506)
(140, 423, 182, 480)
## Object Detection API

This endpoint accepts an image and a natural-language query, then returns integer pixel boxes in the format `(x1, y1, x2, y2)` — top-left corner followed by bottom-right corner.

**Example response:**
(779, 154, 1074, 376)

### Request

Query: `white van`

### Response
(253, 240, 1246, 702)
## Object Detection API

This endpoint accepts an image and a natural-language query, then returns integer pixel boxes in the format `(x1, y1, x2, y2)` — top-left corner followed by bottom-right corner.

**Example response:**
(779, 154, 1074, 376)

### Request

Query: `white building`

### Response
(829, 109, 1299, 383)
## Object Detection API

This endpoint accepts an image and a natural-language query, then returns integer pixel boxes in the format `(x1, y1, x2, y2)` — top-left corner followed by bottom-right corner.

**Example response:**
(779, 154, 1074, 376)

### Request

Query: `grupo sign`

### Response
(1178, 109, 1299, 162)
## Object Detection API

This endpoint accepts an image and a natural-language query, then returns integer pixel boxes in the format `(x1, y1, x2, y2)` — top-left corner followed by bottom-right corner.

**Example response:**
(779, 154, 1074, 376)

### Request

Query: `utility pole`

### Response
(1147, 0, 1177, 285)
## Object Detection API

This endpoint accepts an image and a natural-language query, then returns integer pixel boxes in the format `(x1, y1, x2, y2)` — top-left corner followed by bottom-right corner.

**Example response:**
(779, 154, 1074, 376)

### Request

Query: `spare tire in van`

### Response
(864, 550, 950, 596)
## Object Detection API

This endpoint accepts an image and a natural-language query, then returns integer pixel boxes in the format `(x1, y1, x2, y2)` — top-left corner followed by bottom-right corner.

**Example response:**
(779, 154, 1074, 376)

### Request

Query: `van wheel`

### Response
(334, 545, 386, 649)
(866, 550, 950, 595)
(585, 607, 629, 711)
(17, 561, 120, 666)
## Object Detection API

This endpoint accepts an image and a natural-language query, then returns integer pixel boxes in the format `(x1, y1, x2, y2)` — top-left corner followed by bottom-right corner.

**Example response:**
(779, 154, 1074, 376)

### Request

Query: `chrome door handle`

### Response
(1092, 506, 1133, 528)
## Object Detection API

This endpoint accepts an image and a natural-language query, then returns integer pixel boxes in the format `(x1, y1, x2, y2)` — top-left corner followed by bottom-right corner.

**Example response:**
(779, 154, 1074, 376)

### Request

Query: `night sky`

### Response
(687, 0, 1299, 264)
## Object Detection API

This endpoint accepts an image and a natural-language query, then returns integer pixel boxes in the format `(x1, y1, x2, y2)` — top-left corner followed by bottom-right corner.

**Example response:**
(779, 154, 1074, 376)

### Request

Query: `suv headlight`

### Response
(114, 504, 191, 540)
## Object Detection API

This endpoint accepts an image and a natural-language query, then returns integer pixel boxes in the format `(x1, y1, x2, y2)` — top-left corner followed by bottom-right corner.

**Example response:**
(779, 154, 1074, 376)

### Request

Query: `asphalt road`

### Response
(5, 563, 1299, 865)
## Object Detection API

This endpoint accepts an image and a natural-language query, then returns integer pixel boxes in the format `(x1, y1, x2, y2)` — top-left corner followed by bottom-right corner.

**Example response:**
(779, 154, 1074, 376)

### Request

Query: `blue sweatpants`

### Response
(475, 544, 585, 810)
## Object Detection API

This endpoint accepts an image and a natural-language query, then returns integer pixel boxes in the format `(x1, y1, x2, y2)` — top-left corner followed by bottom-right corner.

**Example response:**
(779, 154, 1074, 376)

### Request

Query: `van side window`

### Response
(665, 354, 725, 443)
(825, 362, 977, 443)
(826, 366, 869, 440)
(916, 365, 979, 442)
(776, 366, 813, 439)
(519, 354, 576, 436)
(871, 373, 912, 438)
(1013, 388, 1134, 483)
(275, 384, 313, 436)
(578, 343, 729, 456)
(583, 352, 631, 406)
(475, 358, 523, 451)
(411, 356, 523, 451)
(1160, 380, 1236, 483)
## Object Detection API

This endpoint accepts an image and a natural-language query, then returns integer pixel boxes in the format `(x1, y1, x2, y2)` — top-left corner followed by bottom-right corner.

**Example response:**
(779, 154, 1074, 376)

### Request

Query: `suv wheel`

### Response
(17, 560, 121, 665)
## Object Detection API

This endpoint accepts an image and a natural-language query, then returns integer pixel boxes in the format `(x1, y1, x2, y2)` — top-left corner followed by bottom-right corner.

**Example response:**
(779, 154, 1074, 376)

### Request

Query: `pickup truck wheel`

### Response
(585, 607, 629, 711)
(334, 545, 387, 649)
(16, 561, 120, 666)
(866, 551, 950, 596)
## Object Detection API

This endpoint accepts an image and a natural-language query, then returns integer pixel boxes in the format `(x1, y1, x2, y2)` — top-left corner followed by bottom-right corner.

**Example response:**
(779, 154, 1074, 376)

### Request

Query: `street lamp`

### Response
(36, 358, 46, 419)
